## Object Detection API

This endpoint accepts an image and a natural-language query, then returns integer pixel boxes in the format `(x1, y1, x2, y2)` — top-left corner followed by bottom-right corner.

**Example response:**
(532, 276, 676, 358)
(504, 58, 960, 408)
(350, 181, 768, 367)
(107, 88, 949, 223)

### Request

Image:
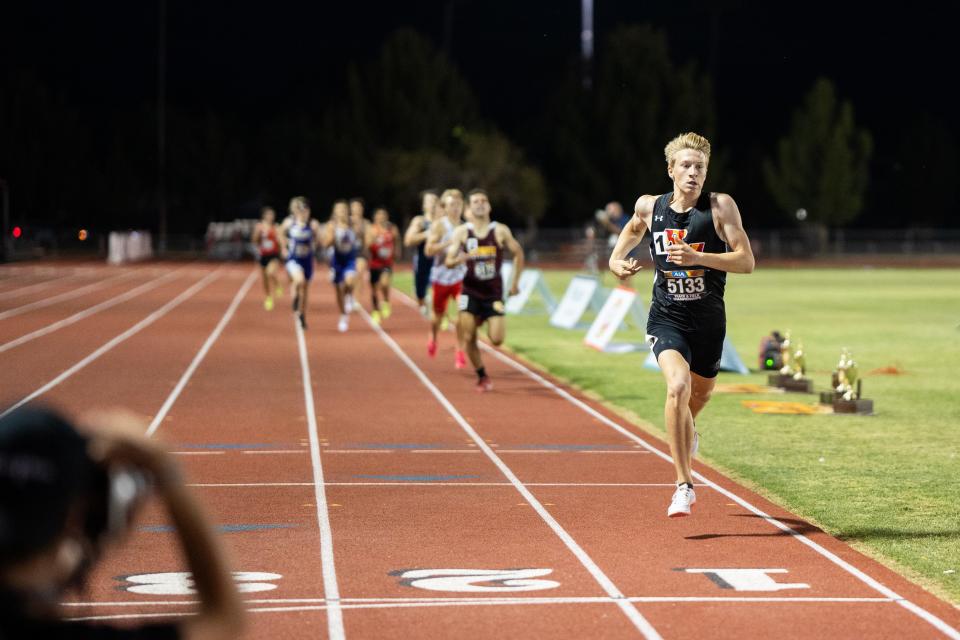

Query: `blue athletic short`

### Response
(331, 255, 357, 285)
(286, 256, 314, 281)
(413, 252, 432, 300)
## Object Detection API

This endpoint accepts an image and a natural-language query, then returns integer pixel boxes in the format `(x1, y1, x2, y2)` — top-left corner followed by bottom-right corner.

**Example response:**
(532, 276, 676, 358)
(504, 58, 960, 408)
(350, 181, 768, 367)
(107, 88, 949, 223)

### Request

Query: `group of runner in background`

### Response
(250, 188, 525, 392)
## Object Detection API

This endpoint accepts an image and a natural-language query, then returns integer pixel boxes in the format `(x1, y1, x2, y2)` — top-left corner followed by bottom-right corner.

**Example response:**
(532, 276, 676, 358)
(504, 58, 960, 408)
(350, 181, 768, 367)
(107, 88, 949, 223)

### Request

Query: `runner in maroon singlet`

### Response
(444, 189, 524, 392)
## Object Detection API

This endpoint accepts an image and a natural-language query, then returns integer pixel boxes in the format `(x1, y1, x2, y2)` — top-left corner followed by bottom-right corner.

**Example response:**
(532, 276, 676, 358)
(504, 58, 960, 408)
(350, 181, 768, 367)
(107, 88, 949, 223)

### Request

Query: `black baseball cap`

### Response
(0, 406, 97, 567)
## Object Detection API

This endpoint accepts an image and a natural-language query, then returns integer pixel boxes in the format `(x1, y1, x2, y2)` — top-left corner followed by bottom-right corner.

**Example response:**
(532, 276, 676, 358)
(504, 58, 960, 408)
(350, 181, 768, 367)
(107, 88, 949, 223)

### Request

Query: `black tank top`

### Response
(647, 192, 727, 329)
(415, 218, 429, 262)
(462, 222, 503, 300)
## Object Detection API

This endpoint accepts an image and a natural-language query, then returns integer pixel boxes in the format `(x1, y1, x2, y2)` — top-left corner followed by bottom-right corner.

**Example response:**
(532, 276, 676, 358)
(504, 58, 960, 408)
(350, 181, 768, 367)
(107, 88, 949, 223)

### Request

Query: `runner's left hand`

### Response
(666, 238, 700, 266)
(508, 285, 519, 296)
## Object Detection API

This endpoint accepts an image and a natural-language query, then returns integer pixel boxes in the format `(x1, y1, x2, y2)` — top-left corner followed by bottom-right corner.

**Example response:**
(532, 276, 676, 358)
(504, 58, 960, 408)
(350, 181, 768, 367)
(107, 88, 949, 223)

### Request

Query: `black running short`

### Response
(369, 266, 392, 285)
(646, 320, 725, 378)
(259, 254, 280, 268)
(458, 293, 505, 322)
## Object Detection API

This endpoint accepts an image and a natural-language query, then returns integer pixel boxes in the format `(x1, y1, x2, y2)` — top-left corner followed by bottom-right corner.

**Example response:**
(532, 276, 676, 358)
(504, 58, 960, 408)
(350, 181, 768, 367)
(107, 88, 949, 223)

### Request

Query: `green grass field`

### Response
(393, 267, 960, 604)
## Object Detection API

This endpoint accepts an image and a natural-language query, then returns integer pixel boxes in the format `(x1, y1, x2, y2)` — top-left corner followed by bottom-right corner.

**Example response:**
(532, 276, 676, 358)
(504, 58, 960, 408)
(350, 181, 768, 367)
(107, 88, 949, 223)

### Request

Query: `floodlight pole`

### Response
(157, 0, 168, 255)
(581, 0, 594, 89)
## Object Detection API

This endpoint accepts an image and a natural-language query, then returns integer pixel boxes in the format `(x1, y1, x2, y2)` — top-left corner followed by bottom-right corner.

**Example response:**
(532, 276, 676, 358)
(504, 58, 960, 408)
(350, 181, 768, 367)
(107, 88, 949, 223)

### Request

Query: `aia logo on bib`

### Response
(466, 238, 479, 252)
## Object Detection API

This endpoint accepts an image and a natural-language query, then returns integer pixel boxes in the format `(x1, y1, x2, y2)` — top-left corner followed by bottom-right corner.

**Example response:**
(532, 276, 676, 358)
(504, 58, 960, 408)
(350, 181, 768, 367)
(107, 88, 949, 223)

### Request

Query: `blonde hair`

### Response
(664, 132, 711, 167)
(440, 188, 463, 202)
(289, 196, 310, 213)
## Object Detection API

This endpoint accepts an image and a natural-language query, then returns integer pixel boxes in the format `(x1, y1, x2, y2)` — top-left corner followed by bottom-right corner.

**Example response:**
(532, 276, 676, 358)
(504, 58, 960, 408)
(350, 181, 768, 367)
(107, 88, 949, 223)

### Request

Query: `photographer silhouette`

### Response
(0, 407, 244, 639)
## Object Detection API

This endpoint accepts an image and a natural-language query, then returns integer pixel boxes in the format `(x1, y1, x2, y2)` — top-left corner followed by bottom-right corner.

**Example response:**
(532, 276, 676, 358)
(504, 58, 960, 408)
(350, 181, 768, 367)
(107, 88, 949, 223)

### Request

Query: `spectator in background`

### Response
(0, 406, 244, 639)
(595, 201, 629, 248)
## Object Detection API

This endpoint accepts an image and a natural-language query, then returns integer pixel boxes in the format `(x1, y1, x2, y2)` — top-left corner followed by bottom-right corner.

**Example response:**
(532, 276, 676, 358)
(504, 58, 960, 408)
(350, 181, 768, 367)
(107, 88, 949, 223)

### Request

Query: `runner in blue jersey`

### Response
(609, 132, 755, 518)
(323, 200, 359, 333)
(280, 196, 322, 329)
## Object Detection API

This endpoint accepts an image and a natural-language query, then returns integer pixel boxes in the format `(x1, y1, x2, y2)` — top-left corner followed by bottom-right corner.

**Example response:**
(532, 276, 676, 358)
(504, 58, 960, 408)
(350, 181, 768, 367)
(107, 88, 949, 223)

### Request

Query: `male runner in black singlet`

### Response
(445, 189, 524, 392)
(404, 190, 439, 316)
(609, 132, 755, 518)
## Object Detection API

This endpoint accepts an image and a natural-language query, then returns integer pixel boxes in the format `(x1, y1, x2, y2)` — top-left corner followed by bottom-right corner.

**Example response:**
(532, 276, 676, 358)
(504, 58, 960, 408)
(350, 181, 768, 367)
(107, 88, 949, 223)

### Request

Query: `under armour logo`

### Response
(654, 215, 664, 222)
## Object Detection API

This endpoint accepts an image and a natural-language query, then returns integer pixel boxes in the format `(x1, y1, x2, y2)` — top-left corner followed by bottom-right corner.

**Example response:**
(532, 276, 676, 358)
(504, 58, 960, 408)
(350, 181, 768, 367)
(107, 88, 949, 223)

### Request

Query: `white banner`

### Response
(505, 269, 541, 314)
(108, 231, 153, 264)
(584, 287, 637, 351)
(550, 276, 599, 329)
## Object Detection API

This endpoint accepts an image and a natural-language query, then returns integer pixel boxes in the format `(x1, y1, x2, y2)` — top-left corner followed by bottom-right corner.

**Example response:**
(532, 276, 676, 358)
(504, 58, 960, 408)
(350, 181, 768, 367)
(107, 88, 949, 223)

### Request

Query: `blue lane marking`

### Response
(348, 443, 443, 450)
(354, 475, 480, 482)
(174, 443, 291, 450)
(140, 524, 296, 533)
(510, 444, 633, 451)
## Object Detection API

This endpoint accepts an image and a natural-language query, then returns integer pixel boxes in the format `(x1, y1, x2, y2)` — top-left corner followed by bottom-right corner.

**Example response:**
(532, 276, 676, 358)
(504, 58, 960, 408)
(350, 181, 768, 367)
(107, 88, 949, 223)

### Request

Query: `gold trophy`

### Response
(824, 348, 873, 414)
(778, 331, 793, 376)
(768, 331, 813, 392)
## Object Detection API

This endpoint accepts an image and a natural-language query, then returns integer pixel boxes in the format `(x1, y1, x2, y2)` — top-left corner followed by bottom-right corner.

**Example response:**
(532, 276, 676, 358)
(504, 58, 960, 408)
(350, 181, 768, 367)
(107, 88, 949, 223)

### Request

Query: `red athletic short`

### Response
(432, 281, 462, 316)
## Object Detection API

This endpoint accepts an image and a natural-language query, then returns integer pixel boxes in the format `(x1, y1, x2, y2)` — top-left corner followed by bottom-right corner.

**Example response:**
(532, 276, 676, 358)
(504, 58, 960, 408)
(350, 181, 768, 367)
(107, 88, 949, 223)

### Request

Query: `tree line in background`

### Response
(1, 25, 955, 239)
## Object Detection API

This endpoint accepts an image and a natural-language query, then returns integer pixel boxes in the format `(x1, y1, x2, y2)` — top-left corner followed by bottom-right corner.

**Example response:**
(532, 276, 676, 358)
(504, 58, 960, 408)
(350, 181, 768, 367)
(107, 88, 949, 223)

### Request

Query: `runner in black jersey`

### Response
(445, 189, 524, 392)
(609, 132, 755, 518)
(404, 190, 438, 316)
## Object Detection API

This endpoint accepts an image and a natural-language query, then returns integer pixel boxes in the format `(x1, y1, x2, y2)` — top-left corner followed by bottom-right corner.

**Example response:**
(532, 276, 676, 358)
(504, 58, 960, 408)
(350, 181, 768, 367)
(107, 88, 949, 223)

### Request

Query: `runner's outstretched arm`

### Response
(609, 195, 654, 279)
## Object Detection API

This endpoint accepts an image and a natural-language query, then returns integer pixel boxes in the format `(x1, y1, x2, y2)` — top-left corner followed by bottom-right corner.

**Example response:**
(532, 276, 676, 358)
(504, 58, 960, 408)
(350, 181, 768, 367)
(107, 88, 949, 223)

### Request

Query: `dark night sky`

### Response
(2, 0, 957, 226)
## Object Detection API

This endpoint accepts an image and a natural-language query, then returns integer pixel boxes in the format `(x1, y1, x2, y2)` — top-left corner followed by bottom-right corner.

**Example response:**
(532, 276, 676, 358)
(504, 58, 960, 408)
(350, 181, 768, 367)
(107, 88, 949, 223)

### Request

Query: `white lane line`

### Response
(322, 450, 393, 454)
(477, 343, 960, 640)
(65, 595, 895, 608)
(172, 451, 226, 456)
(65, 595, 898, 622)
(188, 483, 315, 487)
(295, 318, 345, 640)
(321, 448, 641, 455)
(0, 275, 68, 300)
(579, 451, 649, 454)
(241, 450, 307, 455)
(359, 308, 663, 640)
(0, 270, 181, 354)
(0, 271, 219, 420)
(185, 482, 678, 488)
(145, 269, 257, 437)
(0, 270, 137, 320)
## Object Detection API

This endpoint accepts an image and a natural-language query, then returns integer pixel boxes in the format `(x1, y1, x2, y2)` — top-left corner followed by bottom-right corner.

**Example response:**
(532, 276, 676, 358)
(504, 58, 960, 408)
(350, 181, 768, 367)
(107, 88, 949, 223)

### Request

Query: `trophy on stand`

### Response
(767, 331, 814, 392)
(822, 348, 874, 414)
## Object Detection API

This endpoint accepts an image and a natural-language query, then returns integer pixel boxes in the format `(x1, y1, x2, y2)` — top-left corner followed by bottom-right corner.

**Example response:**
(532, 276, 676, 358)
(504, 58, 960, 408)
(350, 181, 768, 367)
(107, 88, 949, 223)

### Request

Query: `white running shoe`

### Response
(667, 485, 696, 518)
(344, 294, 354, 314)
(337, 314, 349, 332)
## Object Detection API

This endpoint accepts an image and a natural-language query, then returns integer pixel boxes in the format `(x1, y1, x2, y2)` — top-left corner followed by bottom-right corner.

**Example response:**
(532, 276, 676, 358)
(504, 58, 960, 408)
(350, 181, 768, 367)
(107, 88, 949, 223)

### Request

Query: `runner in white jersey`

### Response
(425, 188, 468, 368)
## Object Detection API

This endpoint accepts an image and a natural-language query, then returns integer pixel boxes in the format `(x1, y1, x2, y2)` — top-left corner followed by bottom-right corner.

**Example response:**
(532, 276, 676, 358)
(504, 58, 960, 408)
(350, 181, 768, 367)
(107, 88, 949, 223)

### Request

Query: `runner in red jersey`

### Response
(445, 189, 524, 392)
(251, 206, 283, 311)
(366, 207, 400, 325)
